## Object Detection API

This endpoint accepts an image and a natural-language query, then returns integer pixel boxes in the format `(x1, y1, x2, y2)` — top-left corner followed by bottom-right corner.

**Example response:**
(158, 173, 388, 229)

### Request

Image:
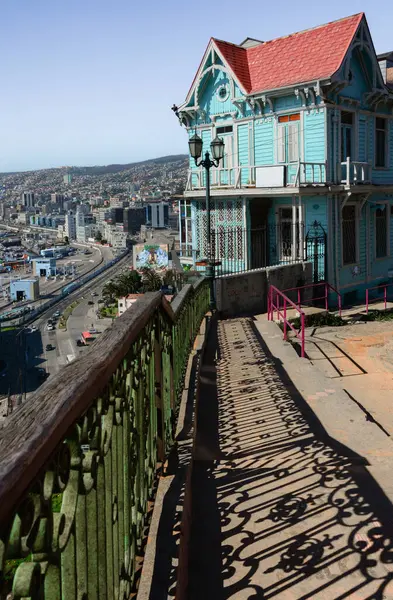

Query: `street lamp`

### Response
(188, 133, 225, 309)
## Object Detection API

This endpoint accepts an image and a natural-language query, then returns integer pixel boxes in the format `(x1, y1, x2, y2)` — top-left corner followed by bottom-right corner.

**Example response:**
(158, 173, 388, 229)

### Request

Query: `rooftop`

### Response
(212, 13, 364, 93)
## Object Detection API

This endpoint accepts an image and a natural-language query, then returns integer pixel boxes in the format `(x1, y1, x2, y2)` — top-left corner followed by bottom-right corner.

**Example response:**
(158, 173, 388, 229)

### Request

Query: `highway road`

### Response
(0, 244, 112, 314)
(0, 250, 132, 409)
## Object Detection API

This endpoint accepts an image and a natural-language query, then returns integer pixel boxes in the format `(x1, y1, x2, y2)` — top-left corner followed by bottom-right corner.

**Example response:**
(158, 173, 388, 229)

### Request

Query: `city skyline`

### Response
(1, 0, 392, 171)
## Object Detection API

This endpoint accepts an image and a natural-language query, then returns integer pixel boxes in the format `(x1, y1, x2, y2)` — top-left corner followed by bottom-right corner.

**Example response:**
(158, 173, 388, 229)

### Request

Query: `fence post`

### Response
(283, 298, 287, 340)
(325, 283, 328, 311)
(301, 312, 305, 358)
(384, 286, 387, 311)
(267, 287, 271, 320)
(366, 289, 369, 314)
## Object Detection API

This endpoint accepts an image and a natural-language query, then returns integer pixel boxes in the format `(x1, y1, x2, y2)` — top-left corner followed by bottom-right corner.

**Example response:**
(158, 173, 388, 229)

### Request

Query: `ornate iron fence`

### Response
(207, 224, 306, 277)
(0, 280, 209, 598)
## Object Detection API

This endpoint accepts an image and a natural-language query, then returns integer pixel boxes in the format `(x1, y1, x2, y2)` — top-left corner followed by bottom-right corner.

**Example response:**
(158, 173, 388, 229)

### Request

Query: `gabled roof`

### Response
(212, 13, 364, 95)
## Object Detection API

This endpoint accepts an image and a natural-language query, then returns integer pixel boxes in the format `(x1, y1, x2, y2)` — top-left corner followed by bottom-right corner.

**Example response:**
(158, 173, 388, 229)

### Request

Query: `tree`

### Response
(116, 271, 142, 296)
(141, 268, 162, 292)
(95, 231, 102, 242)
(102, 281, 120, 305)
(64, 236, 69, 245)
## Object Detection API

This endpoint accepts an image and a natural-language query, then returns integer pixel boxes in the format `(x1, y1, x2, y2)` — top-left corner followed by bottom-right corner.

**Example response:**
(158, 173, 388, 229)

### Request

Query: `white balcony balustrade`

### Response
(340, 158, 371, 186)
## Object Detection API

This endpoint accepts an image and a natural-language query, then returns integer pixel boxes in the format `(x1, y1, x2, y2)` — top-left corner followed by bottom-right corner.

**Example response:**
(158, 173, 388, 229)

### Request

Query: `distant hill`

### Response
(0, 154, 188, 177)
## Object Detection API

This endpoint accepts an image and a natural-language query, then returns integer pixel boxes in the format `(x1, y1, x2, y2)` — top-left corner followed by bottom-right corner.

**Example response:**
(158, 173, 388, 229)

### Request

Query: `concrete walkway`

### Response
(187, 317, 393, 600)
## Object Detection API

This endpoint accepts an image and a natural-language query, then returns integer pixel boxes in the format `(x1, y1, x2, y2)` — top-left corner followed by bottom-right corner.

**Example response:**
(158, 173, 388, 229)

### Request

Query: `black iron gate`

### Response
(305, 221, 327, 283)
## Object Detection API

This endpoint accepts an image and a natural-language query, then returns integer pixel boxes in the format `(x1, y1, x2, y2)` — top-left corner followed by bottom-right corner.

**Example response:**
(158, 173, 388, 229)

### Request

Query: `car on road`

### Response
(29, 326, 37, 332)
(53, 311, 61, 318)
(92, 292, 98, 296)
(46, 344, 54, 351)
(76, 339, 84, 347)
(88, 300, 94, 305)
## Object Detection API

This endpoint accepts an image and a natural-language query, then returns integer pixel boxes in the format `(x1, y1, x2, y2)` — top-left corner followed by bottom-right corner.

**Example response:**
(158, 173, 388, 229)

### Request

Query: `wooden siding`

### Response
(198, 70, 239, 118)
(304, 109, 326, 182)
(358, 115, 368, 162)
(254, 118, 274, 166)
(237, 123, 249, 184)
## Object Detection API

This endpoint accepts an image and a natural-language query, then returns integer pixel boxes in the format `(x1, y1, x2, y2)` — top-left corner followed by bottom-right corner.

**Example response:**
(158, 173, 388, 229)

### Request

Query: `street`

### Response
(0, 251, 131, 416)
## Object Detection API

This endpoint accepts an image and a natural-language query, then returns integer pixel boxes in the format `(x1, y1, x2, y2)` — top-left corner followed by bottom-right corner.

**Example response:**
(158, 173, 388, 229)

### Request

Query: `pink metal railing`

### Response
(281, 282, 342, 317)
(268, 285, 306, 358)
(365, 282, 393, 314)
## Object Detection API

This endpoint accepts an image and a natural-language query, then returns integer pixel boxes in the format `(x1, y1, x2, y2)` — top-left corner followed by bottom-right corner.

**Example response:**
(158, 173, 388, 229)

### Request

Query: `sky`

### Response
(0, 0, 392, 172)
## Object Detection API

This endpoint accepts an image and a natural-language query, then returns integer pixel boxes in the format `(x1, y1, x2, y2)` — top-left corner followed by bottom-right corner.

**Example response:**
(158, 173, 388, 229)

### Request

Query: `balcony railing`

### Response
(340, 158, 371, 185)
(0, 280, 209, 598)
(185, 161, 328, 191)
(294, 161, 327, 186)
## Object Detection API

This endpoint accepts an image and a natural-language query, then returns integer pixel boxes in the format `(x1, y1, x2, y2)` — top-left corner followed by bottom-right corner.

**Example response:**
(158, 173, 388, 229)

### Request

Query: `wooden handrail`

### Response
(0, 292, 162, 522)
(0, 280, 208, 525)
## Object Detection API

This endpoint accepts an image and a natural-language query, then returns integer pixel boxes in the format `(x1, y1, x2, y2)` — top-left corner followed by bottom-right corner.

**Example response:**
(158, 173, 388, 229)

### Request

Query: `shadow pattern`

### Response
(190, 317, 393, 600)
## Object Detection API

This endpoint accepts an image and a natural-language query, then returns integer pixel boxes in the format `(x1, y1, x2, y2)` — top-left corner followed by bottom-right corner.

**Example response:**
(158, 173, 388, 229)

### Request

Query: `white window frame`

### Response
(374, 202, 390, 259)
(341, 202, 360, 267)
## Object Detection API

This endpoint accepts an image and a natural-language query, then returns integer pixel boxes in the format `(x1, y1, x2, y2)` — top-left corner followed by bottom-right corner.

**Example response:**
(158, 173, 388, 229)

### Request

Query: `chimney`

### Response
(239, 37, 263, 49)
(377, 51, 393, 88)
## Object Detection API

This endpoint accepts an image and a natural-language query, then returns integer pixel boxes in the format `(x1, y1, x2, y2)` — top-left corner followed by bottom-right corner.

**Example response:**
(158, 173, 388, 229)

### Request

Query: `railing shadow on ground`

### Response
(184, 316, 393, 600)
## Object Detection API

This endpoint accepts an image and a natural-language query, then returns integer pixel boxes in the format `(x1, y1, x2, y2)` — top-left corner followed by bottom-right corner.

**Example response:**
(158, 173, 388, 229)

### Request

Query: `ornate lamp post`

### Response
(188, 133, 225, 310)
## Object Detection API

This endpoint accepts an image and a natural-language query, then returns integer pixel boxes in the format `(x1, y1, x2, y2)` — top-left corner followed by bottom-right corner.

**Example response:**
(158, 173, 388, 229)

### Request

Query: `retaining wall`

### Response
(215, 262, 312, 317)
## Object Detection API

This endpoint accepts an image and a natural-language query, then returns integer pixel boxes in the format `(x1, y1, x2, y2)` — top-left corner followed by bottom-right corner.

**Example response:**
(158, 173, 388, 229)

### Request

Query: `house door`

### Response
(305, 221, 327, 282)
(277, 114, 300, 185)
(277, 207, 299, 261)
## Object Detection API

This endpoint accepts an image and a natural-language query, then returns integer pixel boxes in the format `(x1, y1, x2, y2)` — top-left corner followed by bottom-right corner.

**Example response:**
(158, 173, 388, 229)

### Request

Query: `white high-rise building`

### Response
(76, 210, 86, 242)
(65, 211, 76, 240)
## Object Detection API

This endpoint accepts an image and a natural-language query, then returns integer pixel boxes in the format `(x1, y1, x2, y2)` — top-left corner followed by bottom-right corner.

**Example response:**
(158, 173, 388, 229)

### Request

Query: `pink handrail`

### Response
(268, 285, 306, 358)
(281, 281, 342, 317)
(365, 282, 393, 314)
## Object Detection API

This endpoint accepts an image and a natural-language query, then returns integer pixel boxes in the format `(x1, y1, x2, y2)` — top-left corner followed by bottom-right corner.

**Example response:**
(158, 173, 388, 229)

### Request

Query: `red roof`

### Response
(213, 13, 363, 94)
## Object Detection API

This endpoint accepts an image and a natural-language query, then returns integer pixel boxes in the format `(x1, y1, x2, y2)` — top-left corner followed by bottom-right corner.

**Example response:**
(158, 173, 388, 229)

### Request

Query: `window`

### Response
(376, 118, 387, 167)
(217, 84, 229, 102)
(341, 111, 353, 160)
(342, 205, 357, 265)
(277, 114, 300, 164)
(216, 125, 233, 134)
(375, 207, 388, 258)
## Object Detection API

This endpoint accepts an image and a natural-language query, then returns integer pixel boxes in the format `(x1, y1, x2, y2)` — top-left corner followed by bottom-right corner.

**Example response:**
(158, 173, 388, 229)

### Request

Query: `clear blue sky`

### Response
(0, 0, 392, 172)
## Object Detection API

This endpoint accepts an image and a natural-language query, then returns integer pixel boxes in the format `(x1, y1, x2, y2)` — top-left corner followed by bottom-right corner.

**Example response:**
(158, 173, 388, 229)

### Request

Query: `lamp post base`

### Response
(205, 263, 216, 311)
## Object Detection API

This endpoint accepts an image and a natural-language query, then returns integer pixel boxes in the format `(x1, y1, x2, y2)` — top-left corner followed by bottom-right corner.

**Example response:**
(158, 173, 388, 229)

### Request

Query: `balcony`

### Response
(185, 161, 328, 193)
(185, 157, 381, 194)
(0, 280, 209, 598)
(340, 158, 372, 186)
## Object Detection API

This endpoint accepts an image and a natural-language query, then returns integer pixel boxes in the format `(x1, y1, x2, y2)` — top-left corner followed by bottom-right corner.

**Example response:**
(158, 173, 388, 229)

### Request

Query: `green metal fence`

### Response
(0, 280, 209, 599)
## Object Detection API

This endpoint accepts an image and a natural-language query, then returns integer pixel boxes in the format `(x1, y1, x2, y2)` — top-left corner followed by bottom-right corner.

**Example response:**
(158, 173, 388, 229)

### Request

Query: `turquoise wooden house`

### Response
(175, 13, 393, 304)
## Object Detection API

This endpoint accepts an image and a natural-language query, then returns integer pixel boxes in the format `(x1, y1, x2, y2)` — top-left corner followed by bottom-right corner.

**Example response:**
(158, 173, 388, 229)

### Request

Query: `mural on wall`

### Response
(134, 244, 169, 270)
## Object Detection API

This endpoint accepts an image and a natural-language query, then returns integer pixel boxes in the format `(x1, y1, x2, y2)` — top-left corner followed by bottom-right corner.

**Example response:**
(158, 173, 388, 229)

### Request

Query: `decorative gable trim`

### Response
(179, 39, 248, 113)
